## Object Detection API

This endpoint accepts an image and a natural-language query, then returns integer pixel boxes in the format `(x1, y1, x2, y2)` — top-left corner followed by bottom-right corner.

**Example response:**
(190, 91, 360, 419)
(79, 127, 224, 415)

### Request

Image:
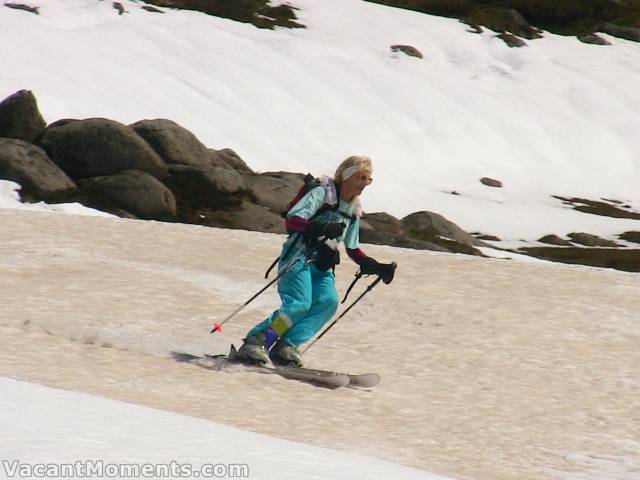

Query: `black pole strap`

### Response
(341, 271, 363, 304)
(264, 255, 280, 279)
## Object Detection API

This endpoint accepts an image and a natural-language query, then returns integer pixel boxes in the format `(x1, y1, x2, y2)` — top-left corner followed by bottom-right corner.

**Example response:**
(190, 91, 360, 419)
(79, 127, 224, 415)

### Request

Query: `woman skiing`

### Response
(236, 155, 396, 367)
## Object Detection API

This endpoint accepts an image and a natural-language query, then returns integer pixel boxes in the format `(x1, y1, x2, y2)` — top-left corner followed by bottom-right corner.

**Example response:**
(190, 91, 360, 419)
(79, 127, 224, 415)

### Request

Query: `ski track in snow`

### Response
(1, 208, 639, 480)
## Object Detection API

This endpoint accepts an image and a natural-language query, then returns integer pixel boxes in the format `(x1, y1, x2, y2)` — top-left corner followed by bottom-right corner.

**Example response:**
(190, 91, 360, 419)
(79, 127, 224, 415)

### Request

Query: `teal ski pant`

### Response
(247, 256, 339, 347)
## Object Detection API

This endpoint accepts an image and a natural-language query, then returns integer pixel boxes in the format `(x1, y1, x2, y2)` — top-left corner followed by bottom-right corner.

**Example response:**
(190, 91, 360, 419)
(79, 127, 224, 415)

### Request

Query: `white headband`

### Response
(341, 165, 361, 181)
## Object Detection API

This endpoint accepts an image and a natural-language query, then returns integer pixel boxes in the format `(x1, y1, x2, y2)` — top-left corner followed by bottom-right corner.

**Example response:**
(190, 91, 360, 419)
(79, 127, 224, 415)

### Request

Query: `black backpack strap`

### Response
(309, 202, 337, 222)
(337, 211, 357, 222)
(280, 174, 319, 219)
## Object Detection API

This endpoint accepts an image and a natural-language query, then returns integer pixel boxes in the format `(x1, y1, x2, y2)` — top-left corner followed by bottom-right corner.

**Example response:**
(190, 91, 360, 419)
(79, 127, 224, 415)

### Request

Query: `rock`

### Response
(141, 5, 164, 13)
(137, 0, 304, 29)
(601, 197, 625, 206)
(0, 138, 76, 201)
(390, 45, 423, 59)
(578, 34, 611, 45)
(113, 2, 126, 15)
(361, 212, 402, 235)
(520, 247, 640, 273)
(244, 171, 305, 214)
(401, 211, 489, 248)
(619, 231, 640, 244)
(567, 232, 620, 248)
(480, 177, 503, 188)
(600, 23, 640, 43)
(497, 33, 528, 47)
(45, 118, 78, 130)
(464, 23, 483, 34)
(361, 211, 486, 255)
(474, 233, 501, 241)
(538, 234, 573, 246)
(77, 169, 176, 220)
(165, 165, 247, 221)
(198, 200, 285, 234)
(4, 3, 39, 14)
(553, 195, 640, 220)
(357, 210, 487, 255)
(209, 148, 252, 172)
(0, 90, 47, 143)
(130, 119, 212, 168)
(464, 8, 541, 40)
(204, 167, 245, 194)
(500, 8, 542, 39)
(168, 164, 245, 196)
(360, 229, 449, 253)
(37, 118, 168, 180)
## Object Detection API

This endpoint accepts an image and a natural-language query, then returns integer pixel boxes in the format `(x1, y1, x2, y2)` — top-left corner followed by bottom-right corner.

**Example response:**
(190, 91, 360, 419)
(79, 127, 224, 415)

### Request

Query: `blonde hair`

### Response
(334, 155, 373, 184)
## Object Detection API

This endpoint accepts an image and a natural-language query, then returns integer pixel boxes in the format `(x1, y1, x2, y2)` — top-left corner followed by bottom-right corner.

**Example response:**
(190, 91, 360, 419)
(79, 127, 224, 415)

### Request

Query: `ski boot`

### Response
(269, 339, 303, 367)
(234, 332, 269, 365)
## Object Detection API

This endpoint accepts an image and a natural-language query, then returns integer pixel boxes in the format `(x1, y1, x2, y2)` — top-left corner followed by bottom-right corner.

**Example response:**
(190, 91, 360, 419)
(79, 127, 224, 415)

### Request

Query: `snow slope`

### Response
(1, 1, 640, 479)
(2, 0, 640, 246)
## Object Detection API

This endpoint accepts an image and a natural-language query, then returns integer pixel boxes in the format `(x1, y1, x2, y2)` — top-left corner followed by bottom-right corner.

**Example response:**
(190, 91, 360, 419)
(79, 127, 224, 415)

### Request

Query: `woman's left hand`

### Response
(360, 258, 397, 284)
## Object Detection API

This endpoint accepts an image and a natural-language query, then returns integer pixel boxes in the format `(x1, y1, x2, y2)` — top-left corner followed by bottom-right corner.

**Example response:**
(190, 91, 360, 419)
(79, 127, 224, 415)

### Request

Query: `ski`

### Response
(171, 350, 379, 389)
(209, 352, 380, 389)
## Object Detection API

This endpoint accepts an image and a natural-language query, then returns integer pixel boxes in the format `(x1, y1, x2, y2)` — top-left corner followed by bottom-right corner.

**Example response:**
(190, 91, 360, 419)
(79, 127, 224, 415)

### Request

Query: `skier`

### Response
(235, 155, 396, 367)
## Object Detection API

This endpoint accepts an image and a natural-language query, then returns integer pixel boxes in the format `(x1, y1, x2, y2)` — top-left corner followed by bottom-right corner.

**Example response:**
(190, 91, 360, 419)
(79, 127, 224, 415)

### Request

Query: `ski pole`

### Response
(301, 262, 396, 354)
(210, 242, 307, 334)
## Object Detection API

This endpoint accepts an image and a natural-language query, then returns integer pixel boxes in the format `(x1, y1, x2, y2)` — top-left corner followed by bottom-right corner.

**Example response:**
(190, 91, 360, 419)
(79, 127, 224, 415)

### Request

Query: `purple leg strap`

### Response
(264, 326, 279, 350)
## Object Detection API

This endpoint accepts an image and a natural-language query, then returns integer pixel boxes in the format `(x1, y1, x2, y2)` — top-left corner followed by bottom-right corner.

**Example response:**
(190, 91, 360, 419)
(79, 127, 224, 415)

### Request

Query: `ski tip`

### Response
(348, 373, 380, 389)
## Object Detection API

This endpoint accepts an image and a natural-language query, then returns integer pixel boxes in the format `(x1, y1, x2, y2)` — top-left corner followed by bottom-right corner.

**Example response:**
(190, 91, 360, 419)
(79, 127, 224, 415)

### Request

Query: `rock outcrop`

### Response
(4, 89, 639, 272)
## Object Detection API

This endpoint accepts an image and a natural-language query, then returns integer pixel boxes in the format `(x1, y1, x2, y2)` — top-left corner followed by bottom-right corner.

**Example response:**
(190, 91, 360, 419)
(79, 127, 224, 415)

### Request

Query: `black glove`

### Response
(313, 243, 341, 272)
(305, 221, 345, 241)
(360, 257, 396, 284)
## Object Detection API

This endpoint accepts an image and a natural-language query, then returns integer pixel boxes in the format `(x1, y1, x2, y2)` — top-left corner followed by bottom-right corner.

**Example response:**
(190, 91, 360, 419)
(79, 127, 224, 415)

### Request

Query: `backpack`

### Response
(280, 173, 336, 220)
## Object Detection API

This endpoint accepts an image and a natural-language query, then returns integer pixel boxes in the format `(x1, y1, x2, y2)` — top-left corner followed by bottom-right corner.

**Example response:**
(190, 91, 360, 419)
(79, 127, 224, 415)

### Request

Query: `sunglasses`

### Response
(359, 174, 373, 184)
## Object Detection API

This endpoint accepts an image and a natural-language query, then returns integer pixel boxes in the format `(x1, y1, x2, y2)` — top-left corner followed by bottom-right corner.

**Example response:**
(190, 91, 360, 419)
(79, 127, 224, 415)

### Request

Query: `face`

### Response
(342, 171, 373, 198)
